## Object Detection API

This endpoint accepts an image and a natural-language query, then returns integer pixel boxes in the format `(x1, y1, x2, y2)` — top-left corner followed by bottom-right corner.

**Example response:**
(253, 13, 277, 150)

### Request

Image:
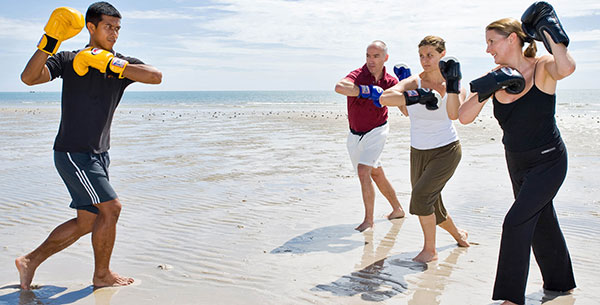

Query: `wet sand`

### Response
(0, 102, 599, 305)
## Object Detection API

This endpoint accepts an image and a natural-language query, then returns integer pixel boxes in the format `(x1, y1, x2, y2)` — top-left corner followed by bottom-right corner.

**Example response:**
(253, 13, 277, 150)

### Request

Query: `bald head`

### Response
(365, 40, 389, 77)
(367, 40, 388, 56)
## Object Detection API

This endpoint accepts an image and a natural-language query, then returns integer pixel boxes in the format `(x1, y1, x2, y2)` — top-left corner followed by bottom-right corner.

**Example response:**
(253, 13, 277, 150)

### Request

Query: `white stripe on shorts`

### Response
(67, 153, 101, 204)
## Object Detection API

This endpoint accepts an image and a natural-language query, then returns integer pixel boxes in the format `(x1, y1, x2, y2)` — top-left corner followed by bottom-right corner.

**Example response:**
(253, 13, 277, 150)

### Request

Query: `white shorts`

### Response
(346, 123, 389, 172)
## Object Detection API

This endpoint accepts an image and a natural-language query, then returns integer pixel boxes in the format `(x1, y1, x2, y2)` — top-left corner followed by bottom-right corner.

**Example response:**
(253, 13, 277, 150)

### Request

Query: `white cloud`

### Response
(553, 0, 600, 17)
(176, 0, 548, 63)
(0, 16, 88, 52)
(125, 10, 196, 20)
(1, 0, 599, 91)
(0, 17, 41, 41)
(570, 29, 600, 42)
(168, 0, 600, 67)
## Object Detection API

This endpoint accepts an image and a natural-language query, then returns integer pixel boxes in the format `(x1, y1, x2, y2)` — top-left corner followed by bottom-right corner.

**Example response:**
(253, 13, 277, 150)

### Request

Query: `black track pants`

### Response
(492, 138, 576, 305)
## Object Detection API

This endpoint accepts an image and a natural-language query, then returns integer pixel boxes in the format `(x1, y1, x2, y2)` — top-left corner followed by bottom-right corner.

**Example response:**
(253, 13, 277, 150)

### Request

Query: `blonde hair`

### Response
(418, 35, 446, 53)
(486, 17, 537, 58)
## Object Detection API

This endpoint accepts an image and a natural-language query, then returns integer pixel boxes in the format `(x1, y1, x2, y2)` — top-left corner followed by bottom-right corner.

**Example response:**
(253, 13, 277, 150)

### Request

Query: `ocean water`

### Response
(0, 89, 598, 109)
(0, 91, 341, 107)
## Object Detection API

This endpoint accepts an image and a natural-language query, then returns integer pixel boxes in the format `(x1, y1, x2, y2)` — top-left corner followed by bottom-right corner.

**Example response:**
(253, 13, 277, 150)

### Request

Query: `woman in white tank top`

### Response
(380, 36, 470, 263)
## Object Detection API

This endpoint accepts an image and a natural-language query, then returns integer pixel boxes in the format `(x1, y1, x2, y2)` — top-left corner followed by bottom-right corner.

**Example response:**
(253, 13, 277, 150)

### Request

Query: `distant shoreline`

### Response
(1, 89, 599, 93)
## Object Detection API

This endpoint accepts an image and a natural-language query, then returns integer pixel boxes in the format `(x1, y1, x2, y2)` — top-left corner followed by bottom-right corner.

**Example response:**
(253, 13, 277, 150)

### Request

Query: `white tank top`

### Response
(406, 78, 459, 150)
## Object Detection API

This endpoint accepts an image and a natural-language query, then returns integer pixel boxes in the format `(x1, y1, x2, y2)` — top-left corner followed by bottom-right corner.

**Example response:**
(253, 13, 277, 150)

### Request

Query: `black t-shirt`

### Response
(46, 48, 143, 153)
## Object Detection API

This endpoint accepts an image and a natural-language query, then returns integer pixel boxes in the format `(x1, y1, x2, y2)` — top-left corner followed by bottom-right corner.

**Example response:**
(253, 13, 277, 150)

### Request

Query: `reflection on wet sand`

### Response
(93, 286, 120, 305)
(523, 288, 576, 305)
(314, 219, 430, 301)
(407, 247, 468, 305)
(356, 218, 405, 270)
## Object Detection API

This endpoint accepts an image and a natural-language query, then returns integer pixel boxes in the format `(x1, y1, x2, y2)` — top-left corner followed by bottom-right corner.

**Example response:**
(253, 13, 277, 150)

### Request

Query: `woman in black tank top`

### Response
(492, 64, 561, 152)
(457, 10, 576, 305)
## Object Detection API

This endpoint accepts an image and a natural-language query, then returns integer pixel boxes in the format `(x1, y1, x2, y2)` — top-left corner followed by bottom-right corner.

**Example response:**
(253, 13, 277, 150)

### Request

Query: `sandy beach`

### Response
(1, 99, 599, 305)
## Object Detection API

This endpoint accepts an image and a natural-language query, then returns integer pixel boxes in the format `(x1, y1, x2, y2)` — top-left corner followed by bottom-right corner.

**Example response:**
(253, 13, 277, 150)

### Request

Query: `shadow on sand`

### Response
(0, 284, 93, 305)
(0, 284, 123, 305)
(271, 221, 390, 254)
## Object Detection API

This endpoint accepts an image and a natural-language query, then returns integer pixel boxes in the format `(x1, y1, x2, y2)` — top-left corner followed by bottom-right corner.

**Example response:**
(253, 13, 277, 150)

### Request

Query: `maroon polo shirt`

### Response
(345, 64, 398, 133)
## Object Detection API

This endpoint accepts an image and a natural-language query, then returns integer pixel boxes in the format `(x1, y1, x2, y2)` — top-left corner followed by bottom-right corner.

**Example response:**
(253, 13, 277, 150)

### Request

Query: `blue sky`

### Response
(2, 0, 599, 91)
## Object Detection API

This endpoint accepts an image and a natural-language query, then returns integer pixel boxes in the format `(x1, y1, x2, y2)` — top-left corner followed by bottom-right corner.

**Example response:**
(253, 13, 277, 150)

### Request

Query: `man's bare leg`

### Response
(356, 164, 375, 232)
(371, 166, 405, 219)
(438, 215, 470, 247)
(91, 199, 133, 288)
(413, 213, 438, 263)
(15, 210, 96, 289)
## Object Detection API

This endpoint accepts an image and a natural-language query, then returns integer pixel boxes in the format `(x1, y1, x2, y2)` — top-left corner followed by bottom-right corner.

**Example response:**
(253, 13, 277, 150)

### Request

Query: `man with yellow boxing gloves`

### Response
(17, 2, 161, 290)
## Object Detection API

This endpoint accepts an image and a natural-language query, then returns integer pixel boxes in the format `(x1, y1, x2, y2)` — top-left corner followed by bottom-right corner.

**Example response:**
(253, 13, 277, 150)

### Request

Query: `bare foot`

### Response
(412, 249, 438, 263)
(387, 209, 405, 220)
(15, 256, 36, 290)
(456, 229, 470, 247)
(93, 271, 134, 288)
(355, 221, 373, 232)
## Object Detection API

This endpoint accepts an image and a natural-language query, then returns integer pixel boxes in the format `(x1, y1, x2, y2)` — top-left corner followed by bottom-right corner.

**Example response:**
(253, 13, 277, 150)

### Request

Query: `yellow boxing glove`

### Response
(73, 47, 129, 79)
(37, 7, 85, 55)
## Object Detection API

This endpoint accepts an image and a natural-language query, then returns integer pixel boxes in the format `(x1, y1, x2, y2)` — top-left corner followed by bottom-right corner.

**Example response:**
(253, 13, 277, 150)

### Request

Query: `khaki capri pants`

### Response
(409, 140, 461, 224)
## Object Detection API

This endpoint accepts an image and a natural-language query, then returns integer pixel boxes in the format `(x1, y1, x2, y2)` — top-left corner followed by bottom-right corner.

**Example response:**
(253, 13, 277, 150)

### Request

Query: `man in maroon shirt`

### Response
(335, 40, 405, 232)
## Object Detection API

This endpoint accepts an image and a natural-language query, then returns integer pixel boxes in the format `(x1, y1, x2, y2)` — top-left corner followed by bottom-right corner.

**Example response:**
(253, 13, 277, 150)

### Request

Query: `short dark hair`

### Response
(418, 35, 446, 54)
(86, 2, 121, 26)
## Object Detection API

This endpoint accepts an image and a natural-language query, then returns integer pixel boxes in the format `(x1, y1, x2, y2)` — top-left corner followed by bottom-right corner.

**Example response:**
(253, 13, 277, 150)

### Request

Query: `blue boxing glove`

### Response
(359, 85, 384, 108)
(521, 1, 569, 54)
(394, 63, 411, 81)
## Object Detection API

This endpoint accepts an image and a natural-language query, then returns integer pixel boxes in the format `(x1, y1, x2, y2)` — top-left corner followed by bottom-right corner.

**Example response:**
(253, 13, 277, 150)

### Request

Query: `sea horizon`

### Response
(1, 89, 599, 105)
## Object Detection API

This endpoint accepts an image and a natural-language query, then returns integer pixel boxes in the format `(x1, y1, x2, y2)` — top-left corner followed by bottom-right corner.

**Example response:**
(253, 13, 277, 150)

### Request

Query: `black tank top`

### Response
(492, 63, 560, 152)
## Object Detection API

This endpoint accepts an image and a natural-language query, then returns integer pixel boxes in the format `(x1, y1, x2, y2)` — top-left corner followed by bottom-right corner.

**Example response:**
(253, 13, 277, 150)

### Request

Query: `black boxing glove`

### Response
(439, 56, 461, 94)
(521, 1, 569, 54)
(469, 67, 526, 103)
(403, 88, 440, 110)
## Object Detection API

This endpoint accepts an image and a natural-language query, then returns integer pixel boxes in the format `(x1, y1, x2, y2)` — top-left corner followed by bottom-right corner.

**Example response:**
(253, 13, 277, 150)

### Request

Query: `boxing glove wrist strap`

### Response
(37, 34, 60, 55)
